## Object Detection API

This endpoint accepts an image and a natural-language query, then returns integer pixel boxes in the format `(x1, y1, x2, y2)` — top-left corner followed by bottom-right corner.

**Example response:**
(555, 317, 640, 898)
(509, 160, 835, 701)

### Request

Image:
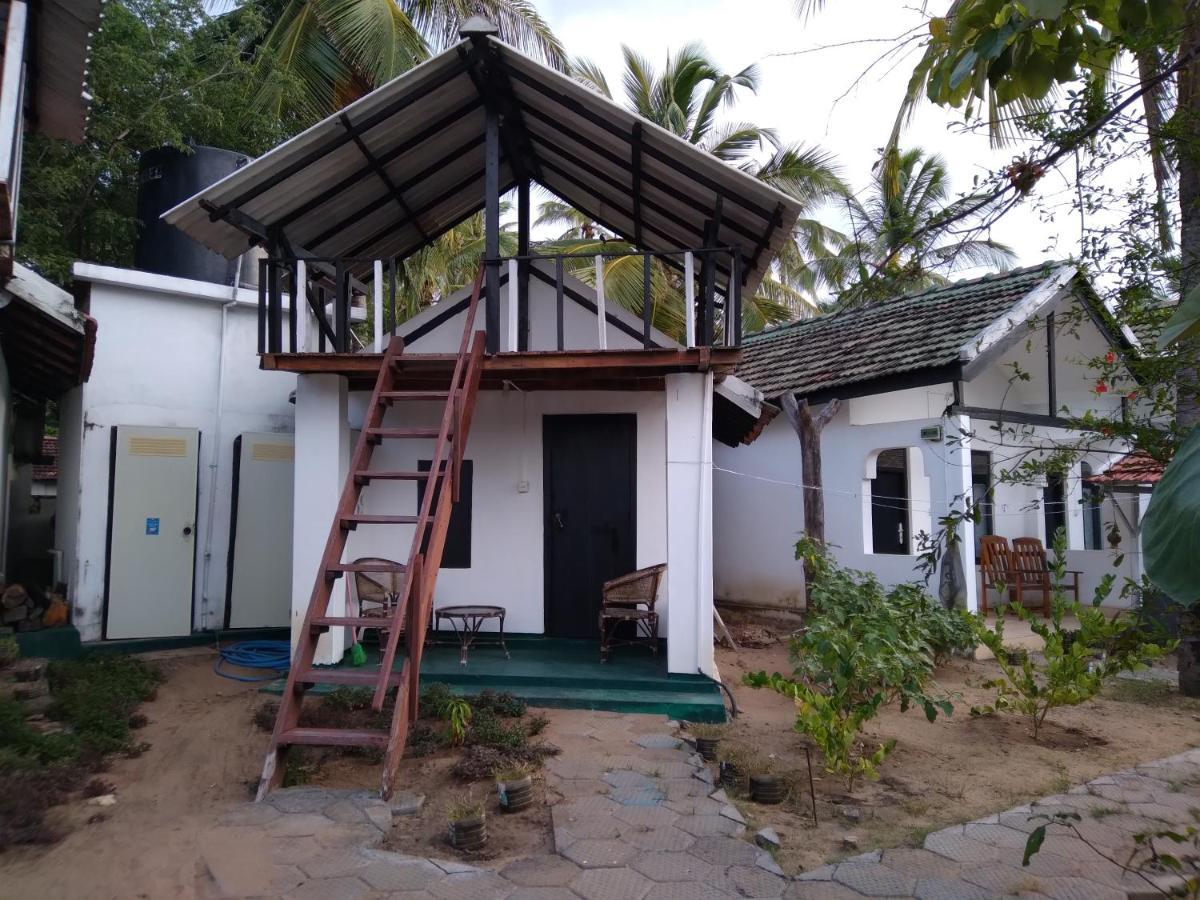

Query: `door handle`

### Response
(553, 512, 565, 530)
(183, 525, 194, 537)
(897, 522, 904, 545)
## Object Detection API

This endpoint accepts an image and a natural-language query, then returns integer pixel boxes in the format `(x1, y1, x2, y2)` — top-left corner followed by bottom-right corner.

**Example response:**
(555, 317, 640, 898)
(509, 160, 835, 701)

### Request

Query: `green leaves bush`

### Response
(971, 532, 1169, 739)
(745, 539, 973, 790)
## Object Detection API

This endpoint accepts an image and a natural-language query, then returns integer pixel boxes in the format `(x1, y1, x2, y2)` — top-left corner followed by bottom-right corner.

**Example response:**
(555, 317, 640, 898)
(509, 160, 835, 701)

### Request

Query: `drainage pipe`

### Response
(199, 254, 243, 629)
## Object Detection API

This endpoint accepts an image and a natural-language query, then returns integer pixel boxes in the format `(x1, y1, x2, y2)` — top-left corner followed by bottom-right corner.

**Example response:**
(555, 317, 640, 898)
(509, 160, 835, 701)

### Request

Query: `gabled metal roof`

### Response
(162, 32, 804, 298)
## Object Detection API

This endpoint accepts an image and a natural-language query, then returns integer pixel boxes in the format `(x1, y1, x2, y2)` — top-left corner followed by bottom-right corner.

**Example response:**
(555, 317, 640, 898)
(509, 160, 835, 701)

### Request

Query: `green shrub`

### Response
(473, 690, 527, 718)
(971, 532, 1169, 739)
(745, 538, 964, 790)
(47, 653, 160, 755)
(0, 635, 19, 668)
(418, 682, 454, 719)
(322, 687, 373, 712)
(466, 708, 528, 750)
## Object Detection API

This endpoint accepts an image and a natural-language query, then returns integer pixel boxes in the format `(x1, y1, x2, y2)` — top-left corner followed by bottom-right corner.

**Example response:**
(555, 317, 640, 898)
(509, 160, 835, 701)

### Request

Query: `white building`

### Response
(715, 264, 1146, 612)
(55, 265, 297, 641)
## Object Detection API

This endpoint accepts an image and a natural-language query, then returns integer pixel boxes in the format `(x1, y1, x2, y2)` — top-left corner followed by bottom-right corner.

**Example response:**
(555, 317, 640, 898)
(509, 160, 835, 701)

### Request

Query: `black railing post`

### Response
(555, 255, 565, 351)
(642, 252, 653, 348)
(334, 258, 348, 352)
(730, 251, 742, 347)
(701, 248, 716, 347)
(268, 258, 283, 353)
(317, 286, 327, 353)
(257, 257, 267, 353)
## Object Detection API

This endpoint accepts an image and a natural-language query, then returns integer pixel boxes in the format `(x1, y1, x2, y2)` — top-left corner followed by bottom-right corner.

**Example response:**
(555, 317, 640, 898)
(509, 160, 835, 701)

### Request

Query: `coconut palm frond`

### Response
(319, 0, 427, 89)
(570, 56, 612, 98)
(401, 0, 565, 68)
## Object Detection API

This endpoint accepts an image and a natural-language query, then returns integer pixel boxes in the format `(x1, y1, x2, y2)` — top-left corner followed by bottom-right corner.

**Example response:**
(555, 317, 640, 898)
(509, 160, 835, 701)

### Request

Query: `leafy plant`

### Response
(322, 687, 373, 712)
(971, 531, 1169, 740)
(442, 697, 473, 747)
(418, 682, 455, 719)
(46, 654, 161, 755)
(447, 792, 484, 823)
(0, 635, 18, 668)
(1024, 810, 1200, 898)
(746, 539, 963, 790)
(472, 690, 527, 718)
(466, 709, 527, 751)
(686, 722, 728, 740)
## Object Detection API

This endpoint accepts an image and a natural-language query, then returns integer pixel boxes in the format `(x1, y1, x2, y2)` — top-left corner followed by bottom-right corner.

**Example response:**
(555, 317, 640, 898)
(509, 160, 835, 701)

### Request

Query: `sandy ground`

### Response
(2, 638, 1198, 894)
(0, 648, 265, 900)
(718, 640, 1200, 875)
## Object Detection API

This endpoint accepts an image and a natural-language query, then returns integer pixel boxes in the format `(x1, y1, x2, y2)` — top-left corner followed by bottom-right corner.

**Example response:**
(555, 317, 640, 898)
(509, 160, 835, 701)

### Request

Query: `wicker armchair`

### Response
(599, 563, 666, 662)
(351, 557, 405, 644)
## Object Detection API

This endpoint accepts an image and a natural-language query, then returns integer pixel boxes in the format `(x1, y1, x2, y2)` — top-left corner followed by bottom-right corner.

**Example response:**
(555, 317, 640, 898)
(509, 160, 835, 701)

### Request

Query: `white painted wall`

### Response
(57, 264, 296, 641)
(287, 269, 715, 673)
(397, 261, 677, 353)
(715, 288, 1143, 611)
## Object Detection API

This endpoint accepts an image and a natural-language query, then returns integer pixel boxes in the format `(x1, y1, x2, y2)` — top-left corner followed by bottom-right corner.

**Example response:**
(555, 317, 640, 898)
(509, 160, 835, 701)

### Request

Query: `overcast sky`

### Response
(205, 0, 1132, 274)
(537, 0, 1084, 272)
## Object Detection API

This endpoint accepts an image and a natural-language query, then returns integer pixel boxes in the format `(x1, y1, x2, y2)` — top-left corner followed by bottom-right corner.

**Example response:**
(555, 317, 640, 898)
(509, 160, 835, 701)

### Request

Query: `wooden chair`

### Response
(599, 563, 666, 663)
(1012, 537, 1081, 606)
(351, 557, 405, 645)
(979, 536, 1052, 616)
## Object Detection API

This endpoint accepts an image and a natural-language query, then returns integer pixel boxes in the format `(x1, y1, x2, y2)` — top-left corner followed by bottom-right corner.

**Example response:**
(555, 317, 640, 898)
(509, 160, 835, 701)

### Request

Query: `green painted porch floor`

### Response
(264, 636, 726, 722)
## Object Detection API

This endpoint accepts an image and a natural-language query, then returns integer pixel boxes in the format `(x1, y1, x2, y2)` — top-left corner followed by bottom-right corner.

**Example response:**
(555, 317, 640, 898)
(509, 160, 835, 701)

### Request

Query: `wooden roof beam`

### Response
(339, 112, 431, 244)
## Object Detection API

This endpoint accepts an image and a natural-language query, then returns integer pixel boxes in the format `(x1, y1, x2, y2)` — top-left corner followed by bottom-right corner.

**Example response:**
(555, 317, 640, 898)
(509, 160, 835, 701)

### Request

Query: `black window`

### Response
(1080, 463, 1104, 551)
(971, 451, 994, 555)
(417, 459, 472, 568)
(1043, 472, 1067, 548)
(870, 448, 910, 555)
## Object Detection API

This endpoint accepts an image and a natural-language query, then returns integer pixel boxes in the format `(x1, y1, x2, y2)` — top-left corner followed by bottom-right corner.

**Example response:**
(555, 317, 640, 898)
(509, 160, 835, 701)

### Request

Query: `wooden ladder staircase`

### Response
(257, 270, 486, 801)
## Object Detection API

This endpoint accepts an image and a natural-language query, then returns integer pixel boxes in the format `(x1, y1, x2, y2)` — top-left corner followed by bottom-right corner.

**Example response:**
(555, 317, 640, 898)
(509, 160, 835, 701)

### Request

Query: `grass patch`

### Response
(0, 653, 160, 850)
(1102, 678, 1199, 709)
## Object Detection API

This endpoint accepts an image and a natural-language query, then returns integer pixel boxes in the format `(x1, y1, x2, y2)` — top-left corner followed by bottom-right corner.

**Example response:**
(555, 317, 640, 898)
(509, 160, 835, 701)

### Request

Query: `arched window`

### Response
(870, 448, 910, 555)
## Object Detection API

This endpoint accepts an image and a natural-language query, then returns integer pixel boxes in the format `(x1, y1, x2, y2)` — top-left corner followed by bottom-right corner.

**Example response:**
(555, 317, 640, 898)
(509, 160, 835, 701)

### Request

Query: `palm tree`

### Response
(828, 148, 1015, 307)
(560, 43, 849, 334)
(246, 0, 565, 122)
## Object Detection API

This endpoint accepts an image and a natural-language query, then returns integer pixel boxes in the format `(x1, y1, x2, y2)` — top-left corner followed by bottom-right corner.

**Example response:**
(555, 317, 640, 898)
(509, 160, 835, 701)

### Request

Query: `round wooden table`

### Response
(434, 605, 510, 666)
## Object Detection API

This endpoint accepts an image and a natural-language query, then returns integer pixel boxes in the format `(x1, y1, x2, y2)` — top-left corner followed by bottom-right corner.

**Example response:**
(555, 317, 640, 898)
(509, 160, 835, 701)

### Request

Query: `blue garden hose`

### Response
(214, 639, 292, 682)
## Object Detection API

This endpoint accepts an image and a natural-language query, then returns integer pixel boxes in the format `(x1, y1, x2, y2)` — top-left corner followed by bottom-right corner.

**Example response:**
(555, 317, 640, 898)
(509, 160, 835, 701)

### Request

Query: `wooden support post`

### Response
(642, 253, 653, 348)
(373, 260, 384, 353)
(267, 232, 283, 353)
(555, 256, 565, 351)
(257, 257, 267, 353)
(780, 393, 841, 609)
(484, 104, 501, 355)
(684, 251, 696, 348)
(1046, 312, 1057, 416)
(296, 260, 308, 351)
(595, 255, 607, 350)
(517, 178, 530, 351)
(730, 253, 742, 347)
(506, 258, 519, 352)
(334, 258, 348, 352)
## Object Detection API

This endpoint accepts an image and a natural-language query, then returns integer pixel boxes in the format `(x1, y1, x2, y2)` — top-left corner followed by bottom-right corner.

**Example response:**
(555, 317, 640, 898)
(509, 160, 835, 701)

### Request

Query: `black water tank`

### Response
(135, 145, 252, 285)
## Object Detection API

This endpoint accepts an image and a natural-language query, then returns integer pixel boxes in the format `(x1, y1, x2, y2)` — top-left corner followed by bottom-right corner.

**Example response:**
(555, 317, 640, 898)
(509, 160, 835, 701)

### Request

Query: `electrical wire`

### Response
(214, 639, 292, 682)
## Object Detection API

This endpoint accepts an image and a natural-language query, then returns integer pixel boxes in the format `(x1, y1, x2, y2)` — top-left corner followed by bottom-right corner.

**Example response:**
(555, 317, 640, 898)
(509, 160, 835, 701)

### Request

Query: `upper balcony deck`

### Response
(256, 246, 745, 391)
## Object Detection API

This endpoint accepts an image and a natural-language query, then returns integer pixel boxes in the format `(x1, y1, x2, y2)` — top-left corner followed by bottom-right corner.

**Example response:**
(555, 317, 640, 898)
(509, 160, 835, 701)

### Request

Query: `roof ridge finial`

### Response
(459, 17, 499, 39)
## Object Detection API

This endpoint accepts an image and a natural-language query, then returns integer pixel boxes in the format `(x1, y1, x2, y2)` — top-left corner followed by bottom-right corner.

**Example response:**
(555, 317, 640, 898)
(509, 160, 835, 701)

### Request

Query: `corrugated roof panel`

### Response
(163, 35, 805, 300)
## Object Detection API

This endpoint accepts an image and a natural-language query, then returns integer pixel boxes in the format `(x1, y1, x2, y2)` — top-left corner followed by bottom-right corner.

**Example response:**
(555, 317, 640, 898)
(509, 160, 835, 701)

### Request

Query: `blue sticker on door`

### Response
(145, 517, 160, 536)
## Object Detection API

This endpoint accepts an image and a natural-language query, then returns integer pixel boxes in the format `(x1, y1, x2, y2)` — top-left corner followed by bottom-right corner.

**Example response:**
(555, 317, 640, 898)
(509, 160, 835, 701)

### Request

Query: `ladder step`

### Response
(311, 615, 399, 629)
(278, 727, 390, 749)
(340, 514, 420, 529)
(354, 469, 443, 484)
(326, 561, 407, 575)
(379, 391, 450, 403)
(294, 667, 404, 687)
(366, 427, 446, 442)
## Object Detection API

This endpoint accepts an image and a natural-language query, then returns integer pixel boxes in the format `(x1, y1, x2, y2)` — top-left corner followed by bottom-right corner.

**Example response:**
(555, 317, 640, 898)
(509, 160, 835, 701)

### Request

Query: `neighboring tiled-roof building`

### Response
(31, 436, 57, 481)
(737, 262, 1098, 402)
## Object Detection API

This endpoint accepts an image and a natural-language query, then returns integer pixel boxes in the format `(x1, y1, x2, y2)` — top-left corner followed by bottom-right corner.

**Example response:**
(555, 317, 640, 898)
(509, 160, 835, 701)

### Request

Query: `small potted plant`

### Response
(1002, 646, 1029, 667)
(747, 754, 787, 805)
(494, 763, 534, 813)
(687, 722, 726, 762)
(447, 794, 487, 851)
(719, 744, 750, 791)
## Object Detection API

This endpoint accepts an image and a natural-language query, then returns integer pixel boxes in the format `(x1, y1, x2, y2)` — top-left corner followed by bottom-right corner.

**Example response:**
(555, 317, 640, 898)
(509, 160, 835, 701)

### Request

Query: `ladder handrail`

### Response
(371, 264, 486, 709)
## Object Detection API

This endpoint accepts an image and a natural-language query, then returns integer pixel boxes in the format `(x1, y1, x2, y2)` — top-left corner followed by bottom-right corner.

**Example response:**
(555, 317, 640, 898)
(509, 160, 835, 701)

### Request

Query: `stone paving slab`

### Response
(198, 723, 1200, 900)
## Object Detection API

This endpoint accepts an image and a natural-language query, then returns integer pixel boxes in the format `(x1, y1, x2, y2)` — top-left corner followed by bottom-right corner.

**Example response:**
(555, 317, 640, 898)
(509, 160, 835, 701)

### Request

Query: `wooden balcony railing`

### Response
(257, 245, 743, 356)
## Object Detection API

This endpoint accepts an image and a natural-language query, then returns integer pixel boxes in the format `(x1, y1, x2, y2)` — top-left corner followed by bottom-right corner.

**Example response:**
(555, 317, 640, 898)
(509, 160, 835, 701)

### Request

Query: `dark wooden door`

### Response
(543, 415, 636, 639)
(871, 449, 909, 555)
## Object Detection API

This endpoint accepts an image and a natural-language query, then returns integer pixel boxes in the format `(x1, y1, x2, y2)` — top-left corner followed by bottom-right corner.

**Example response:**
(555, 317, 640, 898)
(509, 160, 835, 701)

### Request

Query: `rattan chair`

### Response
(351, 557, 405, 645)
(599, 563, 666, 662)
